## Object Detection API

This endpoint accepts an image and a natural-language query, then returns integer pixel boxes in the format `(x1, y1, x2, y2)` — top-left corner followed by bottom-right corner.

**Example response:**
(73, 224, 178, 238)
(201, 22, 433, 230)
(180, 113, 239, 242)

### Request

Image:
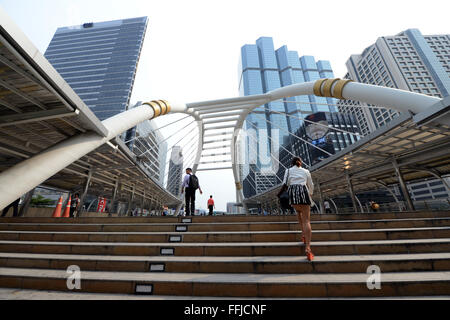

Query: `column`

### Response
(78, 170, 93, 217)
(18, 188, 35, 217)
(125, 185, 135, 217)
(141, 190, 145, 216)
(346, 174, 359, 213)
(108, 179, 120, 217)
(148, 199, 154, 216)
(392, 158, 415, 211)
(147, 198, 154, 216)
(316, 180, 325, 214)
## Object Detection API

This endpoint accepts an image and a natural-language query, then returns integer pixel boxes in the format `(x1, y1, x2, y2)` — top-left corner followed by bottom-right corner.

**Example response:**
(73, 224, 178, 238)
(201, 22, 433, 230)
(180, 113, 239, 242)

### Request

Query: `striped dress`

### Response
(283, 166, 314, 206)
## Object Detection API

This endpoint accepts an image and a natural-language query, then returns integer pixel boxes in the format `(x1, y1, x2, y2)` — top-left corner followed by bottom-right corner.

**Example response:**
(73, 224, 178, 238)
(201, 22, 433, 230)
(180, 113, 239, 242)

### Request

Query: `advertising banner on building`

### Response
(305, 112, 335, 165)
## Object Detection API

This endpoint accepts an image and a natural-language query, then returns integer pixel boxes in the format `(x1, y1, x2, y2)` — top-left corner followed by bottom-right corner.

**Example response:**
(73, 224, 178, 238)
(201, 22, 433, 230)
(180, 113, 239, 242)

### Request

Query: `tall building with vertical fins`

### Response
(238, 37, 359, 198)
(44, 17, 170, 190)
(339, 29, 450, 202)
(339, 29, 450, 136)
(44, 17, 148, 121)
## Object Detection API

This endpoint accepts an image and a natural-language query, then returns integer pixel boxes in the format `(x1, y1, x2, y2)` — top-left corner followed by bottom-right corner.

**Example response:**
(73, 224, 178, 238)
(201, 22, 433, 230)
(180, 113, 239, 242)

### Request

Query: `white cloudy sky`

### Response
(0, 0, 448, 211)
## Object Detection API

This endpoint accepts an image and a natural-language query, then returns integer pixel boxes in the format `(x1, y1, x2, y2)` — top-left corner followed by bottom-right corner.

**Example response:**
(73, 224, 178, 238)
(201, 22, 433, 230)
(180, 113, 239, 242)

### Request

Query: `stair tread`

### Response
(1, 226, 449, 235)
(2, 217, 450, 226)
(1, 212, 450, 297)
(1, 238, 450, 246)
(1, 252, 450, 263)
(1, 267, 450, 283)
(1, 288, 448, 300)
(1, 212, 449, 224)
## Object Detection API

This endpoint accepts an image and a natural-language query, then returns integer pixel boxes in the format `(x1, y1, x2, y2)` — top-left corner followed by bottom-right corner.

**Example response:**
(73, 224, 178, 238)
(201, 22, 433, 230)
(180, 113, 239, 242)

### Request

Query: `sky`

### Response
(0, 0, 448, 211)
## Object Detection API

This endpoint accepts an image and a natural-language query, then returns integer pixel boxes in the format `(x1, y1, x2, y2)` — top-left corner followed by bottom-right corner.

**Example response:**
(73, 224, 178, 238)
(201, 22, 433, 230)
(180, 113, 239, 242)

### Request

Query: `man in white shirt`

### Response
(181, 168, 203, 216)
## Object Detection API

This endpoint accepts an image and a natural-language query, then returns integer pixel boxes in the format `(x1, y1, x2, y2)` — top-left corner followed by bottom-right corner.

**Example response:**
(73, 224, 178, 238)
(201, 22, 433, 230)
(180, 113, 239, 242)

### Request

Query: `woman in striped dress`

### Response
(282, 157, 315, 261)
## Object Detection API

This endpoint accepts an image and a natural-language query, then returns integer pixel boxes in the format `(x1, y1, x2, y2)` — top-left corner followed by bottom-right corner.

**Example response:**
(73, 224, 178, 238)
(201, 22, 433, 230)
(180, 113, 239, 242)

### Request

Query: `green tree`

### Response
(30, 195, 55, 207)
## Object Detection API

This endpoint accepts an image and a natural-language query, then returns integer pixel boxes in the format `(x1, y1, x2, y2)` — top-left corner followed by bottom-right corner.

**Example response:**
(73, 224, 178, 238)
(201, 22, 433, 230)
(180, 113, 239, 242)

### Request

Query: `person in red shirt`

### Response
(207, 196, 215, 216)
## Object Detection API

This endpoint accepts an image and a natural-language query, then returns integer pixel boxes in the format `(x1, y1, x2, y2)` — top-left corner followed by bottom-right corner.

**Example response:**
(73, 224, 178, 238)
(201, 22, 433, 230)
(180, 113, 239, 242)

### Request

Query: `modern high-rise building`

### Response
(43, 17, 173, 198)
(167, 146, 183, 197)
(339, 29, 450, 135)
(339, 28, 450, 204)
(126, 103, 167, 186)
(44, 17, 148, 121)
(238, 37, 356, 197)
(280, 111, 360, 169)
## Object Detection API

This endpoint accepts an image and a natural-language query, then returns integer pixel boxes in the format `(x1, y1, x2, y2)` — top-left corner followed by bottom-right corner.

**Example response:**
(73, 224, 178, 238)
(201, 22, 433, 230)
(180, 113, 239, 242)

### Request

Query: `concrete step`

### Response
(0, 267, 449, 297)
(1, 252, 449, 274)
(1, 211, 449, 298)
(0, 210, 449, 224)
(0, 222, 300, 233)
(0, 227, 449, 243)
(1, 238, 450, 256)
(2, 217, 450, 232)
(1, 288, 449, 300)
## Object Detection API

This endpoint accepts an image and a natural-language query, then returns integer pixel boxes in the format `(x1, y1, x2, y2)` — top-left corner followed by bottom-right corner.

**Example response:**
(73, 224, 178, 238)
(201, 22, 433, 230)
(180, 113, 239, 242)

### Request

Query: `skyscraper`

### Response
(43, 17, 172, 197)
(339, 29, 450, 135)
(167, 146, 183, 197)
(238, 37, 349, 197)
(339, 28, 450, 203)
(126, 102, 167, 186)
(44, 17, 148, 121)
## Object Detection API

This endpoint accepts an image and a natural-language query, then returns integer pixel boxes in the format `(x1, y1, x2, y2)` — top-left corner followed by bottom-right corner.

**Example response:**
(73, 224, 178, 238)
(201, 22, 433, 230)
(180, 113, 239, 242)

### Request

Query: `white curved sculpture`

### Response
(0, 79, 444, 210)
(187, 79, 444, 208)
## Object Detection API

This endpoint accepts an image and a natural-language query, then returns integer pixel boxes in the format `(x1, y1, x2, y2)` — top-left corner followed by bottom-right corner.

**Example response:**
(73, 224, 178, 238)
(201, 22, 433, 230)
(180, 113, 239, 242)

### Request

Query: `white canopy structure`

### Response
(0, 6, 449, 212)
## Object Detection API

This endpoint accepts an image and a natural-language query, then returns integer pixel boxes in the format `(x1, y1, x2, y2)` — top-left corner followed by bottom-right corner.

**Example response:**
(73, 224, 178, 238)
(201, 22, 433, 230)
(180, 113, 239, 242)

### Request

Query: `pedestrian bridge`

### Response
(0, 8, 449, 214)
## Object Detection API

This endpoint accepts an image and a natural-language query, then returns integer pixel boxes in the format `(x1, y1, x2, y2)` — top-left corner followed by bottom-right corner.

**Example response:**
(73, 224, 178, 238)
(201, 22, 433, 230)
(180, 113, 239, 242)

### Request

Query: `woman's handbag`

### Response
(277, 168, 290, 199)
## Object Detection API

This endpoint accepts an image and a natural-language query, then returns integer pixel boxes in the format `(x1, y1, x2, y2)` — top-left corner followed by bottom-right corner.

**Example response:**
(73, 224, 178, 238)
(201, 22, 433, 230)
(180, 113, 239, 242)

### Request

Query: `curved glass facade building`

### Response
(238, 37, 351, 197)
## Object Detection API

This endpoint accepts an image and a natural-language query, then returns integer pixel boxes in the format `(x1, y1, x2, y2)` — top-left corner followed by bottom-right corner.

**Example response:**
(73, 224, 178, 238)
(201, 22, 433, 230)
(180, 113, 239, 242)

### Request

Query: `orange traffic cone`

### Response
(62, 196, 72, 218)
(52, 196, 63, 218)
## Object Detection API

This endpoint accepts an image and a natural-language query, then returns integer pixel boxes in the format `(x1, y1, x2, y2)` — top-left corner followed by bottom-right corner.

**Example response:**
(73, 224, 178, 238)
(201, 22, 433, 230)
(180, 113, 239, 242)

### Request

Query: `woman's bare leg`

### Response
(293, 205, 305, 242)
(295, 204, 312, 253)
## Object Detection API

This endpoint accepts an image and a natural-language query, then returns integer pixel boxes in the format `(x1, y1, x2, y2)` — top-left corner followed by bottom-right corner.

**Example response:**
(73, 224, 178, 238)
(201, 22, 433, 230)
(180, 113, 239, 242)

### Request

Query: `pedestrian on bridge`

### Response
(181, 168, 203, 216)
(207, 196, 215, 216)
(70, 193, 81, 218)
(324, 200, 332, 214)
(281, 157, 315, 261)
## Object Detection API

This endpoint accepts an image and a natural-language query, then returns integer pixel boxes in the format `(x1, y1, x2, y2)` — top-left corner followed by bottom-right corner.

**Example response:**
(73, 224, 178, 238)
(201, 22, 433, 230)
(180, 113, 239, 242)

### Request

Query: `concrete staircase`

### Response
(0, 211, 450, 298)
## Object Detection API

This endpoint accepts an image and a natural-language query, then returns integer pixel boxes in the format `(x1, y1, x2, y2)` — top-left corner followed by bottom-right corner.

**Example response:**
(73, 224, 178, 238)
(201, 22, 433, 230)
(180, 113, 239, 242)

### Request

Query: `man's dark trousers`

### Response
(185, 188, 196, 216)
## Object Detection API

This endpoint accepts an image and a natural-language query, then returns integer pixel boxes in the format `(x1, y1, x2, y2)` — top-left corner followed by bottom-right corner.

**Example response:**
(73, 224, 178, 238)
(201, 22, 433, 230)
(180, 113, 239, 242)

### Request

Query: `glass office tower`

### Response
(44, 17, 148, 121)
(238, 37, 341, 197)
